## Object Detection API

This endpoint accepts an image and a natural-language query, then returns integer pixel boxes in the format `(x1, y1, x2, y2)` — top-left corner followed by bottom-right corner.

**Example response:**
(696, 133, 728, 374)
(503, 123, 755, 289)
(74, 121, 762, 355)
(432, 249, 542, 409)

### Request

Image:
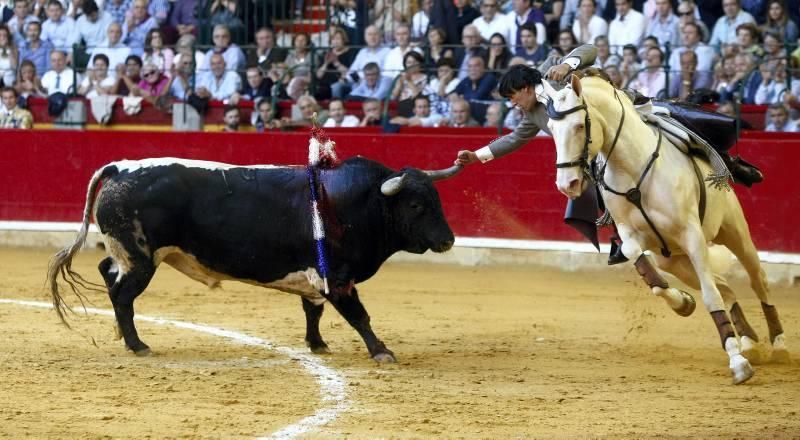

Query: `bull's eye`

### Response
(409, 202, 424, 214)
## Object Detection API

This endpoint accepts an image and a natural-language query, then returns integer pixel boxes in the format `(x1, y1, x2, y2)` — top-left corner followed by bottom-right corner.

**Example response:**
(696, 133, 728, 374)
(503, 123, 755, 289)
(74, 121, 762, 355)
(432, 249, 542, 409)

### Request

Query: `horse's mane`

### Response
(569, 67, 615, 88)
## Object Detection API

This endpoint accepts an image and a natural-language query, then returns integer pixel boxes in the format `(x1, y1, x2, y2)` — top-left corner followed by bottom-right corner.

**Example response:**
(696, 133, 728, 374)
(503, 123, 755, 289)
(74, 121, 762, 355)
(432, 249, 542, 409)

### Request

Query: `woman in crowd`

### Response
(136, 63, 171, 104)
(735, 23, 764, 60)
(314, 26, 356, 100)
(14, 60, 45, 100)
(78, 54, 117, 98)
(423, 27, 454, 69)
(762, 32, 786, 62)
(486, 33, 512, 73)
(424, 57, 460, 118)
(572, 0, 607, 45)
(0, 25, 17, 88)
(285, 32, 319, 100)
(390, 51, 428, 112)
(143, 29, 175, 75)
(550, 29, 577, 57)
(761, 0, 798, 44)
(712, 54, 737, 96)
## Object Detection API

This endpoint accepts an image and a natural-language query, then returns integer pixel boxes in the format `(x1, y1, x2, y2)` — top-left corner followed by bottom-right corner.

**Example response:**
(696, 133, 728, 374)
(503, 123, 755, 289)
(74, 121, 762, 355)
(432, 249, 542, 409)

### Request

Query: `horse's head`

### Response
(542, 76, 598, 200)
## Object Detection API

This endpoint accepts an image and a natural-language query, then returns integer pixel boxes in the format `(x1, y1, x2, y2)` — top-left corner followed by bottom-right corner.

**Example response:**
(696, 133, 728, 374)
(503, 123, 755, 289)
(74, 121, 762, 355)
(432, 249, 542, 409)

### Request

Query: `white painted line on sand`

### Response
(0, 298, 350, 439)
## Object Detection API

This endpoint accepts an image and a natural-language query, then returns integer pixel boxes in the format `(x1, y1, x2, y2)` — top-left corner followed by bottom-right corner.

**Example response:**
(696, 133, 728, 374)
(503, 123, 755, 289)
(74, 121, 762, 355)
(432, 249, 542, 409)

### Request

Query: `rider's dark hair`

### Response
(498, 64, 542, 99)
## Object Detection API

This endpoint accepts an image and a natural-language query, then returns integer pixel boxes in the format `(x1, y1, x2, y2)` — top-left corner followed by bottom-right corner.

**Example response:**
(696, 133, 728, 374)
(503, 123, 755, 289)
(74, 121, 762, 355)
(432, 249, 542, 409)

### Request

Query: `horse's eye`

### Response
(575, 124, 584, 131)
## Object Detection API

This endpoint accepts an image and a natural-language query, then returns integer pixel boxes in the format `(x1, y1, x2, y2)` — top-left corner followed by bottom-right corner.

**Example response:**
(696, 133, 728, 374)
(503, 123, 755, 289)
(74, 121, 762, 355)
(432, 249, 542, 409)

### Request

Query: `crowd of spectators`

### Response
(1, 0, 800, 131)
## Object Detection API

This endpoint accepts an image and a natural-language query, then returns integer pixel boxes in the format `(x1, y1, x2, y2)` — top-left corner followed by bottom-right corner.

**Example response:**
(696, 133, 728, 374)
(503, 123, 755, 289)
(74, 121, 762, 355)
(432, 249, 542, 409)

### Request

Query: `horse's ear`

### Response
(540, 79, 557, 99)
(570, 74, 582, 97)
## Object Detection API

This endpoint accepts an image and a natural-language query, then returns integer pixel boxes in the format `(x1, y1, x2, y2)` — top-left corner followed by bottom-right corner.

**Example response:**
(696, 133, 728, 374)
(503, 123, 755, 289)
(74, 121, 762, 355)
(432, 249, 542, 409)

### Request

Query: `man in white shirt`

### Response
(323, 99, 360, 127)
(382, 24, 422, 79)
(389, 94, 443, 127)
(629, 46, 666, 97)
(75, 0, 113, 51)
(645, 0, 680, 48)
(608, 0, 647, 54)
(668, 22, 716, 76)
(347, 25, 390, 83)
(765, 104, 798, 132)
(560, 0, 607, 30)
(571, 0, 608, 44)
(87, 22, 130, 70)
(196, 53, 242, 101)
(41, 0, 76, 53)
(198, 25, 246, 74)
(6, 0, 39, 45)
(411, 0, 432, 41)
(41, 50, 77, 95)
(472, 0, 512, 44)
(709, 0, 754, 47)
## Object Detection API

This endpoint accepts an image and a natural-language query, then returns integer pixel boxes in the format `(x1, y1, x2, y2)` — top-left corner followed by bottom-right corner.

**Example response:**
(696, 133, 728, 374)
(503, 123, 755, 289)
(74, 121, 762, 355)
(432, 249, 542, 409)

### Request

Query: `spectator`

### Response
(619, 43, 641, 86)
(604, 64, 624, 87)
(0, 25, 17, 87)
(221, 104, 241, 131)
(514, 22, 545, 64)
(551, 28, 578, 57)
(87, 22, 130, 71)
(206, 0, 244, 40)
(453, 0, 480, 40)
(390, 51, 428, 109)
(198, 24, 245, 76)
(572, 0, 607, 45)
(14, 59, 45, 98)
(168, 0, 201, 39)
(0, 86, 33, 127)
(638, 34, 660, 61)
(668, 22, 716, 76)
(735, 23, 763, 60)
(246, 27, 287, 73)
(509, 0, 544, 50)
(712, 53, 736, 95)
(231, 65, 272, 104)
(147, 0, 170, 26)
(719, 52, 760, 103)
(104, 0, 132, 25)
(142, 28, 173, 74)
(422, 26, 453, 69)
(121, 0, 157, 55)
(454, 55, 497, 113)
(629, 46, 666, 97)
(676, 0, 709, 42)
(710, 0, 755, 47)
(6, 0, 38, 45)
(254, 98, 281, 131)
(765, 103, 797, 131)
(359, 97, 382, 126)
(608, 0, 647, 54)
(669, 50, 712, 99)
(323, 98, 359, 127)
(167, 51, 192, 99)
(114, 53, 141, 95)
(455, 24, 486, 80)
(473, 0, 512, 43)
(390, 94, 443, 126)
(762, 31, 785, 62)
(412, 0, 434, 41)
(761, 0, 798, 44)
(173, 33, 205, 73)
(645, 0, 680, 48)
(560, 0, 608, 31)
(284, 32, 319, 100)
(135, 62, 170, 104)
(266, 60, 290, 99)
(484, 101, 505, 128)
(41, 49, 75, 95)
(346, 62, 391, 100)
(282, 94, 327, 128)
(41, 0, 75, 54)
(347, 25, 390, 83)
(755, 60, 787, 104)
(383, 24, 422, 79)
(424, 56, 459, 117)
(486, 32, 512, 72)
(593, 35, 620, 68)
(75, 0, 113, 52)
(77, 53, 116, 97)
(373, 0, 411, 43)
(314, 26, 356, 100)
(443, 97, 479, 127)
(196, 52, 241, 101)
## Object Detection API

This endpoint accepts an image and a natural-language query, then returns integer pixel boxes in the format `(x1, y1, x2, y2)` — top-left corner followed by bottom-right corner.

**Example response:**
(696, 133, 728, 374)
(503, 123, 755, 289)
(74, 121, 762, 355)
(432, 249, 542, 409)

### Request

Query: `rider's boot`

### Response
(722, 153, 763, 187)
(608, 235, 628, 265)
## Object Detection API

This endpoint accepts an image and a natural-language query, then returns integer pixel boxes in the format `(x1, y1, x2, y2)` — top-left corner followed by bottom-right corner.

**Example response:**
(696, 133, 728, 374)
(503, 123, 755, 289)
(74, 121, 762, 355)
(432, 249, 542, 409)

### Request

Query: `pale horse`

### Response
(540, 73, 789, 384)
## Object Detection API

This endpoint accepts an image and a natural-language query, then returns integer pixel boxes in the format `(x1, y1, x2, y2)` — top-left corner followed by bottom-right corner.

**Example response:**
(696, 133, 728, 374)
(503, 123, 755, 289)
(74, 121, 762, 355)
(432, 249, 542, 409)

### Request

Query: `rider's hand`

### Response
(455, 150, 479, 166)
(545, 63, 572, 82)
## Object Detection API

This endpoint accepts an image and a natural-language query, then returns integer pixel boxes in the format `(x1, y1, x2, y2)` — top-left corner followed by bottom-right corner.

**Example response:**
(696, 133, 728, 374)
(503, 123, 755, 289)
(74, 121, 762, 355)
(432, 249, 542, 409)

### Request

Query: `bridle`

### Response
(547, 95, 594, 183)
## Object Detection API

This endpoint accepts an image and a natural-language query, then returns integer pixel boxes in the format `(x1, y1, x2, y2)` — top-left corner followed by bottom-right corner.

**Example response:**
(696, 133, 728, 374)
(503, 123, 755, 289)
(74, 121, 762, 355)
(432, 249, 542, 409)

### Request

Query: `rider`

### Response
(454, 45, 763, 264)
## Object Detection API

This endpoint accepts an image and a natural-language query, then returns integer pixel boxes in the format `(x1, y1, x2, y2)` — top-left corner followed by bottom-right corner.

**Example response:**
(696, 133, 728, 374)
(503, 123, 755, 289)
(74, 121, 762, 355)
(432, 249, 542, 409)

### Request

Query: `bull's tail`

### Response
(47, 165, 118, 327)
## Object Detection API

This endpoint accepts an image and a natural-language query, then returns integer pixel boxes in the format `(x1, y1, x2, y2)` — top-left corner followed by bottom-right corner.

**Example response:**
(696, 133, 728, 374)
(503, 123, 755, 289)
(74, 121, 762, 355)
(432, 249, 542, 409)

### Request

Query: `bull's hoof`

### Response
(372, 352, 397, 363)
(672, 290, 696, 317)
(310, 345, 332, 355)
(730, 356, 754, 385)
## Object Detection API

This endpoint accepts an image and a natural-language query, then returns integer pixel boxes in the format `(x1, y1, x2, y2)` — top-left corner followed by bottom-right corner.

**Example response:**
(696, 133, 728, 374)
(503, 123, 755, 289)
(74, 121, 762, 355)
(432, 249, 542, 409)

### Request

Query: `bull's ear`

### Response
(570, 74, 582, 97)
(381, 173, 408, 196)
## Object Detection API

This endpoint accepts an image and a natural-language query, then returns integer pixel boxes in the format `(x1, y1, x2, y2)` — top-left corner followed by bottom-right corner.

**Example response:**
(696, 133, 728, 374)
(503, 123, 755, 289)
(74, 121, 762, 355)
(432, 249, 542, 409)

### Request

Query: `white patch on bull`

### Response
(132, 218, 150, 257)
(153, 247, 326, 304)
(102, 234, 132, 283)
(111, 158, 293, 173)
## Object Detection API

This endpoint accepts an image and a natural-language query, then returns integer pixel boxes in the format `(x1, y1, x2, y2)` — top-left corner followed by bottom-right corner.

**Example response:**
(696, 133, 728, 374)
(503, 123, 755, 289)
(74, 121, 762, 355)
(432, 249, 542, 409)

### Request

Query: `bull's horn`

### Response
(381, 173, 408, 196)
(423, 164, 463, 181)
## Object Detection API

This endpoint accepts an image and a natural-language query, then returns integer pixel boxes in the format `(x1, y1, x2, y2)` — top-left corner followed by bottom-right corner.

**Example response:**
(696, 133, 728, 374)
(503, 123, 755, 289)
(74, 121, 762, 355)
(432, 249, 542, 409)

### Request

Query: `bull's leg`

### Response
(325, 287, 395, 363)
(107, 260, 156, 356)
(99, 257, 124, 340)
(302, 298, 331, 354)
(718, 214, 789, 363)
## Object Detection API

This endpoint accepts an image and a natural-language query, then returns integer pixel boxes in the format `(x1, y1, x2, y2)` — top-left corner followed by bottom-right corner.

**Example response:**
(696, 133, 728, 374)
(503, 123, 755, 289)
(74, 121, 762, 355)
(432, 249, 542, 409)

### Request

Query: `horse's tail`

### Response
(46, 164, 118, 327)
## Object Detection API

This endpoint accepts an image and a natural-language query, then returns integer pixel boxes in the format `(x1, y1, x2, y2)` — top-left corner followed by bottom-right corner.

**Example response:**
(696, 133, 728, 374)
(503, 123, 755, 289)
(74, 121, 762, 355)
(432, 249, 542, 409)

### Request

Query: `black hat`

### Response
(48, 92, 68, 117)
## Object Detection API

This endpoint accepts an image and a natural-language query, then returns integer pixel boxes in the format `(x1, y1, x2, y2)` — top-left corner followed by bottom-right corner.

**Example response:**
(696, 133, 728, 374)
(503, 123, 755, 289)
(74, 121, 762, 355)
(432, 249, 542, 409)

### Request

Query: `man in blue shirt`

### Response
(348, 63, 393, 100)
(18, 21, 54, 75)
(122, 0, 158, 55)
(454, 56, 497, 106)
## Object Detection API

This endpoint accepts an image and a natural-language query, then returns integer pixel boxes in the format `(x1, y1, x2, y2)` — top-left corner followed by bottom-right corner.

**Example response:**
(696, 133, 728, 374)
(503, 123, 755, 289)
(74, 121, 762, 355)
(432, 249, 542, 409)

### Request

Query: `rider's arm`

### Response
(474, 107, 543, 163)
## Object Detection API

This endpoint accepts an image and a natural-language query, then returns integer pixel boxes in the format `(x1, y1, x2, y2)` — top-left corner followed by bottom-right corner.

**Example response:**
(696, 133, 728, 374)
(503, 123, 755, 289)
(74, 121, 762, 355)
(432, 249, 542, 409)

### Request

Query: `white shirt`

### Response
(41, 16, 77, 52)
(88, 43, 131, 71)
(667, 43, 716, 75)
(766, 119, 798, 132)
(347, 46, 391, 82)
(41, 68, 78, 95)
(323, 114, 360, 127)
(79, 75, 117, 98)
(571, 15, 608, 45)
(76, 11, 114, 50)
(382, 46, 422, 79)
(472, 13, 513, 44)
(608, 9, 648, 54)
(411, 10, 430, 40)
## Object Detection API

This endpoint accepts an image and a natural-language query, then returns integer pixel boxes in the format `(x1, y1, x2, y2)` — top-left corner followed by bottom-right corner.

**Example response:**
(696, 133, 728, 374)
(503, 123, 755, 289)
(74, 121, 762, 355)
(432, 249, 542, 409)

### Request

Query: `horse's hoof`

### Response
(310, 345, 332, 355)
(133, 347, 152, 357)
(730, 356, 754, 385)
(372, 352, 396, 363)
(740, 336, 763, 365)
(771, 348, 791, 364)
(672, 290, 696, 317)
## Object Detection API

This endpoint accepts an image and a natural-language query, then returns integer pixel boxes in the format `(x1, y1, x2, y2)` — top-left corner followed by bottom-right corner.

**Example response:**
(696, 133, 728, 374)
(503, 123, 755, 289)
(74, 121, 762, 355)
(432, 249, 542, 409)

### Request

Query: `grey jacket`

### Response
(482, 44, 598, 161)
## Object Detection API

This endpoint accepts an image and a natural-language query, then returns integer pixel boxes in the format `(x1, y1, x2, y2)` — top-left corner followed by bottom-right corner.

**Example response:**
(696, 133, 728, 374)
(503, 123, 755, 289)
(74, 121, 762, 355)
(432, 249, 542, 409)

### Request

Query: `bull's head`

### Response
(380, 164, 462, 254)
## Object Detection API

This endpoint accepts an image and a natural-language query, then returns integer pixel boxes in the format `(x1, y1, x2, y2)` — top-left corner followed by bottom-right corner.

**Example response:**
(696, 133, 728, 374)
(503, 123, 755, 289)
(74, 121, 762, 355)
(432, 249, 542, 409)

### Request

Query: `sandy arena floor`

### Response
(1, 246, 798, 439)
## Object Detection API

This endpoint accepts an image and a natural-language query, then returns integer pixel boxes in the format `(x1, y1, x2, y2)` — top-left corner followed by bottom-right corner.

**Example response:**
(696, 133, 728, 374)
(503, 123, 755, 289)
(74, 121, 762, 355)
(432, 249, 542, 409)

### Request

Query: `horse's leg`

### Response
(717, 212, 789, 363)
(617, 224, 696, 317)
(681, 222, 753, 384)
(654, 253, 762, 363)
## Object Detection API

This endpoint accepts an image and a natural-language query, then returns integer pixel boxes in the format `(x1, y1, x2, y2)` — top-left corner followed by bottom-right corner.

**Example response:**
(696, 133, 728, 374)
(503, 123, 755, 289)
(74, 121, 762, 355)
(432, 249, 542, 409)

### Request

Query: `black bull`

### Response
(47, 157, 461, 362)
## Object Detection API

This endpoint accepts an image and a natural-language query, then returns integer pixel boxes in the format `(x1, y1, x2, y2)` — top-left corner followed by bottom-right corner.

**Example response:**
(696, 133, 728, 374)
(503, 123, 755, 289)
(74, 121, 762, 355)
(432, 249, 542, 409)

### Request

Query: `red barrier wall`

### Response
(1, 128, 798, 253)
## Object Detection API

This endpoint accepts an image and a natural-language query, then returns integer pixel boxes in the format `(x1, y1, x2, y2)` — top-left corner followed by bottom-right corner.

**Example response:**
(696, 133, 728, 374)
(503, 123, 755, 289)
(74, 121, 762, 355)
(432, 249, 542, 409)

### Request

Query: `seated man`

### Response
(389, 94, 443, 127)
(0, 87, 34, 128)
(347, 62, 392, 101)
(281, 95, 328, 128)
(323, 99, 360, 127)
(254, 98, 282, 131)
(230, 66, 273, 105)
(222, 105, 241, 132)
(442, 97, 480, 127)
(765, 103, 798, 132)
(196, 53, 242, 102)
(359, 98, 383, 126)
